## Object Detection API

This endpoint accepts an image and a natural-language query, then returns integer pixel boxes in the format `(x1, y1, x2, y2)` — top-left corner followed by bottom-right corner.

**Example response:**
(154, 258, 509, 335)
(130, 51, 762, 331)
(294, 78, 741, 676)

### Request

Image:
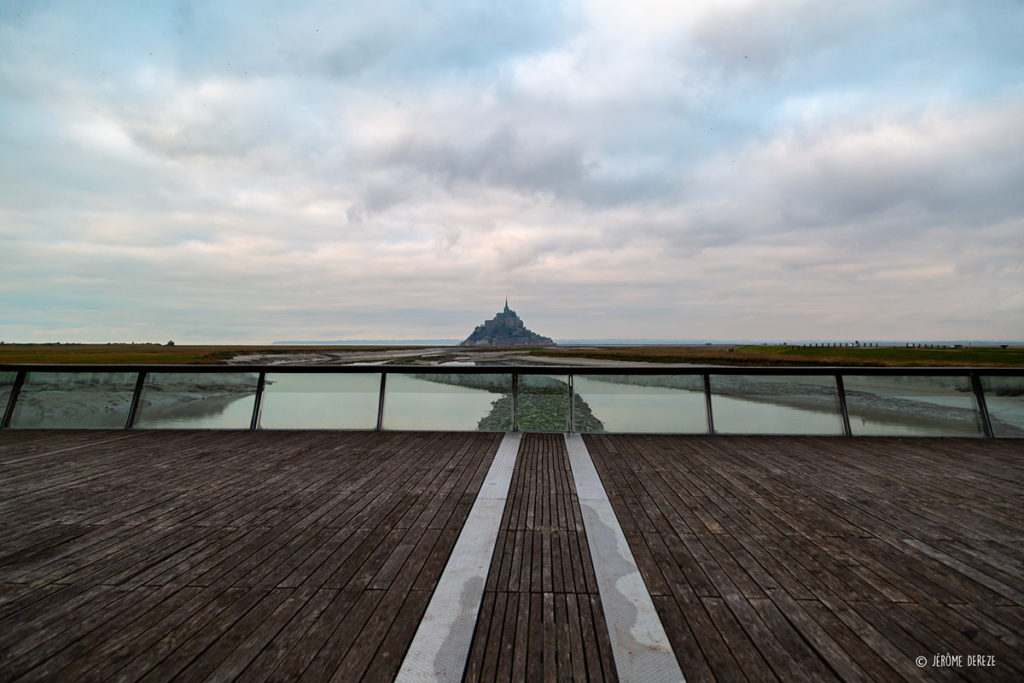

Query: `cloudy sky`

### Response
(2, 0, 1022, 343)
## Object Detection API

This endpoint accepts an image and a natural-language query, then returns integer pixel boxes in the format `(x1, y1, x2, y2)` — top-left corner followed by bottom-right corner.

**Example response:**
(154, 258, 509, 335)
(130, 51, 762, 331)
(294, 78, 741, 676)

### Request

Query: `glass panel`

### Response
(572, 375, 706, 433)
(518, 374, 569, 432)
(843, 375, 982, 436)
(8, 372, 137, 429)
(0, 371, 16, 420)
(382, 373, 512, 431)
(259, 373, 380, 429)
(710, 375, 844, 435)
(980, 376, 1024, 437)
(133, 373, 258, 429)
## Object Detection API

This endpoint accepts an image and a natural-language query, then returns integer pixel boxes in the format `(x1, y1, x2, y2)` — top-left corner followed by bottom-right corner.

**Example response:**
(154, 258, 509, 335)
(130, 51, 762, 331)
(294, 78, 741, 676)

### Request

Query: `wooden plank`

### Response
(0, 430, 502, 683)
(588, 593, 618, 682)
(465, 433, 619, 680)
(328, 584, 415, 681)
(292, 589, 382, 681)
(80, 585, 251, 681)
(554, 593, 572, 682)
(359, 588, 433, 682)
(586, 433, 1024, 681)
(527, 591, 543, 681)
(702, 596, 778, 681)
(467, 590, 500, 681)
(564, 593, 589, 683)
(511, 587, 530, 682)
(249, 587, 364, 681)
(2, 584, 183, 679)
(495, 592, 520, 683)
(649, 595, 714, 683)
(164, 588, 292, 681)
(4, 430, 1022, 681)
(234, 587, 338, 683)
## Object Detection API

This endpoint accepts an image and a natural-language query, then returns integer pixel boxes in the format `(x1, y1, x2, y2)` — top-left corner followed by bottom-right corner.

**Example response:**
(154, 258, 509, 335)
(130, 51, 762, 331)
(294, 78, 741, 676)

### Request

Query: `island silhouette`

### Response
(460, 299, 554, 347)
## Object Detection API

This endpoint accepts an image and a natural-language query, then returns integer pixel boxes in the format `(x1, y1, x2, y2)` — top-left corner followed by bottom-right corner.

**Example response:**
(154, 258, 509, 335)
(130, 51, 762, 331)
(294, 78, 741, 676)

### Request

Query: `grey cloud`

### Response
(785, 111, 1024, 232)
(360, 123, 678, 210)
(3, 0, 1024, 342)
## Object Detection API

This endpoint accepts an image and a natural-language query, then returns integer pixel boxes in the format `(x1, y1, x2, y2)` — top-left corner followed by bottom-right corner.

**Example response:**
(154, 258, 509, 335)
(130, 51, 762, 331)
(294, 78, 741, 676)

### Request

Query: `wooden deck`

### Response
(1, 430, 1022, 681)
(0, 430, 501, 681)
(466, 433, 617, 682)
(586, 434, 1024, 682)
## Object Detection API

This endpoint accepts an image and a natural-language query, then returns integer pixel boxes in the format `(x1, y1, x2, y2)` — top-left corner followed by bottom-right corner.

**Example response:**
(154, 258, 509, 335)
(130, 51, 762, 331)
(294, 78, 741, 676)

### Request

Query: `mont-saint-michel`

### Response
(460, 300, 554, 347)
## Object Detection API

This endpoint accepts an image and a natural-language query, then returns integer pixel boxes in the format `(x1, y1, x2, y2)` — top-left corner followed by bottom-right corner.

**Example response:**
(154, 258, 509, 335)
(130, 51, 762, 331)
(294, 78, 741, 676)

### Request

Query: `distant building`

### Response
(460, 299, 554, 347)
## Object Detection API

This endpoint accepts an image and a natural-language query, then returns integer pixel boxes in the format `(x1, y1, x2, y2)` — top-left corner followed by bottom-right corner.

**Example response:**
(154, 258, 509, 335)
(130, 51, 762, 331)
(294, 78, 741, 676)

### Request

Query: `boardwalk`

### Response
(1, 430, 1022, 680)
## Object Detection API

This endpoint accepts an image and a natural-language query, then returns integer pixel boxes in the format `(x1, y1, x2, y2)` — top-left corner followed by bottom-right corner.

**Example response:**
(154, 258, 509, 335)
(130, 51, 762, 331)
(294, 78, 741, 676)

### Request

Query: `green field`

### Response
(0, 344, 410, 365)
(527, 344, 1024, 367)
(1, 342, 1021, 367)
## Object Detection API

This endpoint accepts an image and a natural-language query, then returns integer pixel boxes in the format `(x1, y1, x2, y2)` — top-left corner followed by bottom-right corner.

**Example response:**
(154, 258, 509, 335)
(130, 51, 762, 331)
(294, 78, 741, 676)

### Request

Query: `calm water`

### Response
(136, 374, 1024, 436)
(7, 372, 1023, 436)
(381, 374, 504, 431)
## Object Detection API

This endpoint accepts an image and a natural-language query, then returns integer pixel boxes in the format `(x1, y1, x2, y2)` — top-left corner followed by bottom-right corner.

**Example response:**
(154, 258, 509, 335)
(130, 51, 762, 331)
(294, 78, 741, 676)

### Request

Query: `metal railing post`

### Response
(125, 371, 147, 429)
(836, 375, 852, 437)
(567, 373, 574, 433)
(511, 372, 519, 432)
(970, 373, 994, 438)
(376, 372, 387, 431)
(250, 372, 266, 431)
(2, 370, 26, 429)
(703, 373, 714, 435)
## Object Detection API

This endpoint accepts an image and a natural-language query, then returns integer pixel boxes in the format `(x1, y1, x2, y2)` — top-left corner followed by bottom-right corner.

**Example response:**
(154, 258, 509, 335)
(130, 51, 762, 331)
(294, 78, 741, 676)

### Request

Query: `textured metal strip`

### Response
(565, 434, 685, 682)
(396, 432, 521, 681)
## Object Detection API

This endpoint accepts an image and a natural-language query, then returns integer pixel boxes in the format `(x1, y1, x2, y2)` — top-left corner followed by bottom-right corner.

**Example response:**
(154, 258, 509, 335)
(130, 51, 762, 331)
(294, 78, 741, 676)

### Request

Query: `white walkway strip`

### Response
(565, 434, 685, 683)
(396, 432, 521, 682)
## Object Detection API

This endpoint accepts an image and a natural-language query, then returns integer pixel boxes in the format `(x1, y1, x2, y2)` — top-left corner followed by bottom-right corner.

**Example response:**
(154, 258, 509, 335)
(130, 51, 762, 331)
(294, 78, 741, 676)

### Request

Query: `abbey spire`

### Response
(460, 300, 554, 347)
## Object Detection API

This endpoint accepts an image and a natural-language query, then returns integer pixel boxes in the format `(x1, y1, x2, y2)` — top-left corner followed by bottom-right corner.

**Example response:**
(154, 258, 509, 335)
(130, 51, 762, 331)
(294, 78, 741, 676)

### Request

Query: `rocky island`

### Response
(460, 300, 554, 347)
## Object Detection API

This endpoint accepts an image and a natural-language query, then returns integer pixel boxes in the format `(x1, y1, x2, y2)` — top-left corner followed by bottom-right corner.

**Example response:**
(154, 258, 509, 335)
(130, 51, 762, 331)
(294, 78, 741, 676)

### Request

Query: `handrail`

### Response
(2, 363, 1023, 375)
(1, 364, 1020, 436)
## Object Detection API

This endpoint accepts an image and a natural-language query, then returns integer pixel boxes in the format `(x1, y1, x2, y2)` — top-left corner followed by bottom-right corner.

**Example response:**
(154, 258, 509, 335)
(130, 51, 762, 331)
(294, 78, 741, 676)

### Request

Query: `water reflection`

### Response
(383, 373, 511, 431)
(711, 375, 843, 435)
(0, 371, 16, 420)
(133, 373, 258, 429)
(259, 373, 379, 429)
(843, 375, 983, 437)
(8, 372, 136, 429)
(572, 376, 704, 433)
(981, 376, 1024, 437)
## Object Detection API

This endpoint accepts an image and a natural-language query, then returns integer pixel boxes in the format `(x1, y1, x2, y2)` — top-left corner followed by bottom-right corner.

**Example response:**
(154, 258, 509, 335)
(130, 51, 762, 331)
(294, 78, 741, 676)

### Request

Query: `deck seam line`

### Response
(564, 433, 686, 682)
(396, 432, 521, 682)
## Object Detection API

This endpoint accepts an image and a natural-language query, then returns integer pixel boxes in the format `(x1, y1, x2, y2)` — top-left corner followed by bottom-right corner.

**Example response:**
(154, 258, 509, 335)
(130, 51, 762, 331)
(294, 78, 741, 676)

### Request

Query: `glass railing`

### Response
(133, 372, 259, 429)
(518, 374, 569, 432)
(0, 371, 17, 424)
(572, 375, 706, 433)
(382, 373, 512, 431)
(259, 372, 381, 430)
(843, 375, 984, 437)
(980, 375, 1024, 437)
(7, 371, 137, 429)
(709, 374, 844, 435)
(1, 365, 1021, 437)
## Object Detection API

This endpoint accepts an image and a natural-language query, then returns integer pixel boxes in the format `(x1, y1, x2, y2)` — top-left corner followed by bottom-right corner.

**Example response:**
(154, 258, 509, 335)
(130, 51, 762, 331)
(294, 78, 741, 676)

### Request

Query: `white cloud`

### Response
(1, 0, 1023, 342)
